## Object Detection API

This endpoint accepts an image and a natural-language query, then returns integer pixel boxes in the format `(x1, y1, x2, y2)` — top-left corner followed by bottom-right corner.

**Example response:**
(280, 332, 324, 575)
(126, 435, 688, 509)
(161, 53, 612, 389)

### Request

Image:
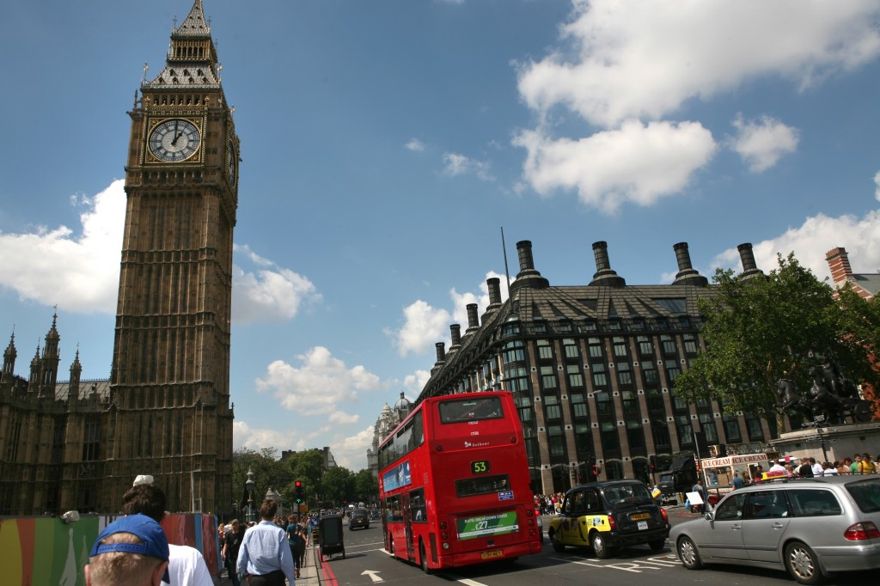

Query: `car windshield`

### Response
(846, 478, 880, 513)
(602, 483, 652, 508)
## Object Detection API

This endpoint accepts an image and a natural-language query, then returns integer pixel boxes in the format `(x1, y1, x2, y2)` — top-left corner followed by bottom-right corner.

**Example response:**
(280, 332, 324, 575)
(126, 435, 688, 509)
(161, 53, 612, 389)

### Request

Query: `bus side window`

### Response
(411, 489, 427, 522)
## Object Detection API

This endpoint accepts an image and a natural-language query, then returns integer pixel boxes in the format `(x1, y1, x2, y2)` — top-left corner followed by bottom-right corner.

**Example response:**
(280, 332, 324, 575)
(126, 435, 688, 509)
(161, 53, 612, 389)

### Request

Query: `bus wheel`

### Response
(549, 529, 565, 553)
(386, 533, 394, 555)
(419, 542, 431, 574)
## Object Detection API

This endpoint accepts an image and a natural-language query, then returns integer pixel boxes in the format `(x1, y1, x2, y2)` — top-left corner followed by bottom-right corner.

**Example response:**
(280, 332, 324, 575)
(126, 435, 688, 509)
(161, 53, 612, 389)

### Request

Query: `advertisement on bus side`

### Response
(456, 510, 518, 540)
(382, 460, 412, 492)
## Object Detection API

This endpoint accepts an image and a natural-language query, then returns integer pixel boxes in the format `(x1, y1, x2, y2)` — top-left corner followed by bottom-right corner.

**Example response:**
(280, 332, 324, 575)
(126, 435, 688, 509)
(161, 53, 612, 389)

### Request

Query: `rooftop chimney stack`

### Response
(826, 247, 853, 287)
(672, 242, 708, 287)
(510, 240, 550, 293)
(449, 324, 462, 348)
(737, 243, 763, 278)
(465, 303, 480, 334)
(589, 241, 626, 287)
(435, 342, 446, 363)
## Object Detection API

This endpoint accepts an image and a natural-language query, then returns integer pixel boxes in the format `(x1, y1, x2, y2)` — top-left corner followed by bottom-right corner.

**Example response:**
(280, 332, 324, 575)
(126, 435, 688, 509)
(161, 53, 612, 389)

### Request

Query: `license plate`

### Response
(637, 521, 648, 531)
(481, 549, 503, 560)
(631, 513, 651, 521)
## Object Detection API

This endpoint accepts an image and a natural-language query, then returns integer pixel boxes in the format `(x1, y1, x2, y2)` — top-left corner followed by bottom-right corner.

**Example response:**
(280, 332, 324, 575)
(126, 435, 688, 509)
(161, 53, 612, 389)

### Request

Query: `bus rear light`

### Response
(442, 542, 450, 550)
(440, 521, 447, 530)
(441, 532, 448, 540)
(844, 522, 880, 541)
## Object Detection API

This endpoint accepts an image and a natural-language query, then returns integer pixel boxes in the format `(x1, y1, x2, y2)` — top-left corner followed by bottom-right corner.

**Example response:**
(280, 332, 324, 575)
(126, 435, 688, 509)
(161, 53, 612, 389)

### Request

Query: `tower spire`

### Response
(144, 0, 220, 89)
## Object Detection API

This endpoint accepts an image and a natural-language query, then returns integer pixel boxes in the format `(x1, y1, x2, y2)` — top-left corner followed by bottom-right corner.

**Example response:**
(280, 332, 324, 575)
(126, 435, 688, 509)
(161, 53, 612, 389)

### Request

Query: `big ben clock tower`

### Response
(107, 0, 237, 513)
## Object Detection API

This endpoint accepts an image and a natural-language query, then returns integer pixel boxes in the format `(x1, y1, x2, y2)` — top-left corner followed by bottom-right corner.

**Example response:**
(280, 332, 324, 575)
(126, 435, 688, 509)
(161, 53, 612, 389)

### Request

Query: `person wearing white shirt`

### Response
(122, 481, 214, 586)
(810, 457, 824, 477)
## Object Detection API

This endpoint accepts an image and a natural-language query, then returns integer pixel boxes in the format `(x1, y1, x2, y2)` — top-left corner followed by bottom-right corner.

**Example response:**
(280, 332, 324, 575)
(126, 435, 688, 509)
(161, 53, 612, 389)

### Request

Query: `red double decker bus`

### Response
(378, 390, 541, 572)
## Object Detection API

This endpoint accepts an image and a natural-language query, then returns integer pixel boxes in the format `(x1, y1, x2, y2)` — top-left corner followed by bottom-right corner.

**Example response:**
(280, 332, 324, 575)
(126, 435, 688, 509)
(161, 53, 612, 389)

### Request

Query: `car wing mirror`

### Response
(704, 511, 714, 521)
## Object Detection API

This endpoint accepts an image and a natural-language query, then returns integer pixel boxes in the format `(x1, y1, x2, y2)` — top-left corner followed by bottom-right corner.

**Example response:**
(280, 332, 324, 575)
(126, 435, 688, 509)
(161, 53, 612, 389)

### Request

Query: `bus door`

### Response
(402, 492, 415, 561)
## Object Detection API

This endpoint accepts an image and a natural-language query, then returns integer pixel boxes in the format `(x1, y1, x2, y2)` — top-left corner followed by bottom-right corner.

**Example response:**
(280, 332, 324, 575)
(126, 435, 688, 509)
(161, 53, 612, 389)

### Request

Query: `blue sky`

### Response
(2, 0, 880, 470)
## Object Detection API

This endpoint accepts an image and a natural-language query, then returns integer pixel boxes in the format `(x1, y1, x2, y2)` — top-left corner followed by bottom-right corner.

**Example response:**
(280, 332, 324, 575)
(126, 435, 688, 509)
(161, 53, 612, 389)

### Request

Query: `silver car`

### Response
(670, 476, 880, 584)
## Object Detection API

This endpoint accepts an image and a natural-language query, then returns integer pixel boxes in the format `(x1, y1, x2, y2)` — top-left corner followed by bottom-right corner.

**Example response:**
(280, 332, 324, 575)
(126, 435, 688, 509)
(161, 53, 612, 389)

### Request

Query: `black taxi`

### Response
(548, 480, 669, 558)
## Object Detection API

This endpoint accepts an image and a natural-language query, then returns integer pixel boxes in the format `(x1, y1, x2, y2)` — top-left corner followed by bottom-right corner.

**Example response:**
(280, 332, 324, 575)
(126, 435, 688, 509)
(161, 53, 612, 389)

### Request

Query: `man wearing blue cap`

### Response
(84, 514, 170, 586)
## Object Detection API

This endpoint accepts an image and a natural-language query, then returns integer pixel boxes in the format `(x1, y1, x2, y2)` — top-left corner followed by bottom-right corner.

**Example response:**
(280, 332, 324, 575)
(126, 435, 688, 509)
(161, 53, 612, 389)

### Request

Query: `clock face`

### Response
(149, 119, 201, 162)
(227, 141, 237, 184)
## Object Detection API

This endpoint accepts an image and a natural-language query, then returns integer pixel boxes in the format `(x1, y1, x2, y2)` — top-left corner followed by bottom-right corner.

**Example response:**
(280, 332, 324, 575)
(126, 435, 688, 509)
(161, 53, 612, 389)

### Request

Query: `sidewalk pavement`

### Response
(217, 542, 322, 586)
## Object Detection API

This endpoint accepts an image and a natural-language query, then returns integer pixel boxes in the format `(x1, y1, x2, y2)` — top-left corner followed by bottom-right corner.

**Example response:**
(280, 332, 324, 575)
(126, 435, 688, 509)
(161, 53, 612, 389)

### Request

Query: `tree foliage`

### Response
(231, 448, 378, 514)
(675, 254, 879, 417)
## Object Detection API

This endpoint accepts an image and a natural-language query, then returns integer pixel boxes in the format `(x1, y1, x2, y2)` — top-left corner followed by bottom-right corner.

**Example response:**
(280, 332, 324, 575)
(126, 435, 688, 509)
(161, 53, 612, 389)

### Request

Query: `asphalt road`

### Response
(321, 512, 875, 586)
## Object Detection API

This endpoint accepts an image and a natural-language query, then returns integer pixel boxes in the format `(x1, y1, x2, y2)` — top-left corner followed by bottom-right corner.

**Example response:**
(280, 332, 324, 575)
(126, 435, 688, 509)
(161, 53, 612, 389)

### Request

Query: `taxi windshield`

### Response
(602, 483, 653, 508)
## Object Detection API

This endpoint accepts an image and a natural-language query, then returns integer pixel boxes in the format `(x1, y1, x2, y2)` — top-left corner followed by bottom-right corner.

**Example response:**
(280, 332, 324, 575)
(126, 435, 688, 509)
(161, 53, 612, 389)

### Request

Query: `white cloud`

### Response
(232, 244, 321, 324)
(403, 370, 431, 394)
(442, 152, 494, 181)
(255, 346, 383, 415)
(712, 209, 880, 282)
(329, 425, 375, 470)
(233, 420, 296, 453)
(517, 0, 880, 128)
(329, 411, 360, 424)
(730, 115, 799, 172)
(392, 300, 451, 356)
(0, 179, 320, 322)
(0, 179, 125, 313)
(874, 171, 880, 202)
(405, 138, 425, 152)
(514, 121, 717, 213)
(392, 272, 510, 356)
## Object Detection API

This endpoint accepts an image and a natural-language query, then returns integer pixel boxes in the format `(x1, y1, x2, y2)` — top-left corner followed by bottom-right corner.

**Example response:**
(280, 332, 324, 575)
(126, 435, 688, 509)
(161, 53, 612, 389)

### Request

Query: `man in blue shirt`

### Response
(237, 499, 296, 585)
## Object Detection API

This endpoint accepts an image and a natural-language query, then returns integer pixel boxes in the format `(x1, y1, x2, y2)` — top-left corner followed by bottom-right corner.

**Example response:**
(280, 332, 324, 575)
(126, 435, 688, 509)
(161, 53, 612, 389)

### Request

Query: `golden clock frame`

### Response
(143, 116, 206, 165)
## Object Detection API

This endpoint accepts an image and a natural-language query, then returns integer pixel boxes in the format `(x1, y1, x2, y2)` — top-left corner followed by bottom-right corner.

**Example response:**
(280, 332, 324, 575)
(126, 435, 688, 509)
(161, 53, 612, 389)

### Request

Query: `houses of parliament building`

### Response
(0, 1, 236, 515)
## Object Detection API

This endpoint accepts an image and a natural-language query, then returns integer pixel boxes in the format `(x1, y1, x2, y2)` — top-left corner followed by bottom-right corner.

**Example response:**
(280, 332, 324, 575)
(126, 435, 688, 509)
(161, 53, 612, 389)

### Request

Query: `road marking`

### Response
(361, 570, 383, 583)
(456, 579, 489, 586)
(552, 555, 676, 573)
(346, 541, 386, 549)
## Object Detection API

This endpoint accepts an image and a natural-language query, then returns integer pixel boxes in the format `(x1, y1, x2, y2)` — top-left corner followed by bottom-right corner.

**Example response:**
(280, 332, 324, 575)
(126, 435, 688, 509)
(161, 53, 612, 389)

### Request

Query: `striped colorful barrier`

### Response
(0, 513, 221, 586)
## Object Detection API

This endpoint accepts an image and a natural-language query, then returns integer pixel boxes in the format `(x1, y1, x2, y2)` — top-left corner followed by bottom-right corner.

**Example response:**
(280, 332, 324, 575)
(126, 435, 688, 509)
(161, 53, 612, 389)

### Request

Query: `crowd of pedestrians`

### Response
(758, 451, 878, 480)
(84, 473, 313, 585)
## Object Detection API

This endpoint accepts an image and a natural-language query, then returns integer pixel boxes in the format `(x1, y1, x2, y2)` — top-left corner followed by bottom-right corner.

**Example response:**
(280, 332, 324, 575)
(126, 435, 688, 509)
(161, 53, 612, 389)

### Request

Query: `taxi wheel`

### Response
(549, 530, 565, 553)
(590, 531, 613, 559)
(677, 536, 703, 570)
(784, 541, 823, 585)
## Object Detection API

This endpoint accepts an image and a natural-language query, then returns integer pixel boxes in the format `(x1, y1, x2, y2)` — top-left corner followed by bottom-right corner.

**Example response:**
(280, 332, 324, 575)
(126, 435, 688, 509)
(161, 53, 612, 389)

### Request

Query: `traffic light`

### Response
(294, 480, 305, 504)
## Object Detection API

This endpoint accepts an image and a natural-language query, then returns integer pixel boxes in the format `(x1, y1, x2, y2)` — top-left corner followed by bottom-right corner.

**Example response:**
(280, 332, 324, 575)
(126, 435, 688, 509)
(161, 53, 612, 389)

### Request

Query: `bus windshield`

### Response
(439, 397, 503, 423)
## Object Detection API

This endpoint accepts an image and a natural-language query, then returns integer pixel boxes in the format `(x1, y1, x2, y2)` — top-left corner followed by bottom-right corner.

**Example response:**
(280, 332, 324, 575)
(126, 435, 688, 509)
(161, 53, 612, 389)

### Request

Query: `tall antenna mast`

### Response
(501, 227, 511, 294)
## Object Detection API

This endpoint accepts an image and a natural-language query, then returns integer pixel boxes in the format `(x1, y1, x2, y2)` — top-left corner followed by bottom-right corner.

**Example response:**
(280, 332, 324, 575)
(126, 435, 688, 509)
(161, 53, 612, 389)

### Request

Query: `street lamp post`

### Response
(245, 468, 255, 523)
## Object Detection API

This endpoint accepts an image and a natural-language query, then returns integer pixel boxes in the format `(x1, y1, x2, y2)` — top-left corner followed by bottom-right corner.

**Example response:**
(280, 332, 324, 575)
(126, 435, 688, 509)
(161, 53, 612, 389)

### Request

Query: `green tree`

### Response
(232, 448, 289, 516)
(321, 467, 355, 505)
(353, 469, 379, 505)
(280, 449, 325, 506)
(675, 254, 878, 419)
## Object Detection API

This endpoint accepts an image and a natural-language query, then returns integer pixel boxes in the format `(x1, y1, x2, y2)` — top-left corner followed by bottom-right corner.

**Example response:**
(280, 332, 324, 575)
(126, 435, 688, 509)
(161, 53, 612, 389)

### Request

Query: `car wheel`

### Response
(784, 541, 824, 585)
(649, 539, 666, 552)
(677, 536, 703, 570)
(590, 531, 613, 559)
(419, 542, 431, 574)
